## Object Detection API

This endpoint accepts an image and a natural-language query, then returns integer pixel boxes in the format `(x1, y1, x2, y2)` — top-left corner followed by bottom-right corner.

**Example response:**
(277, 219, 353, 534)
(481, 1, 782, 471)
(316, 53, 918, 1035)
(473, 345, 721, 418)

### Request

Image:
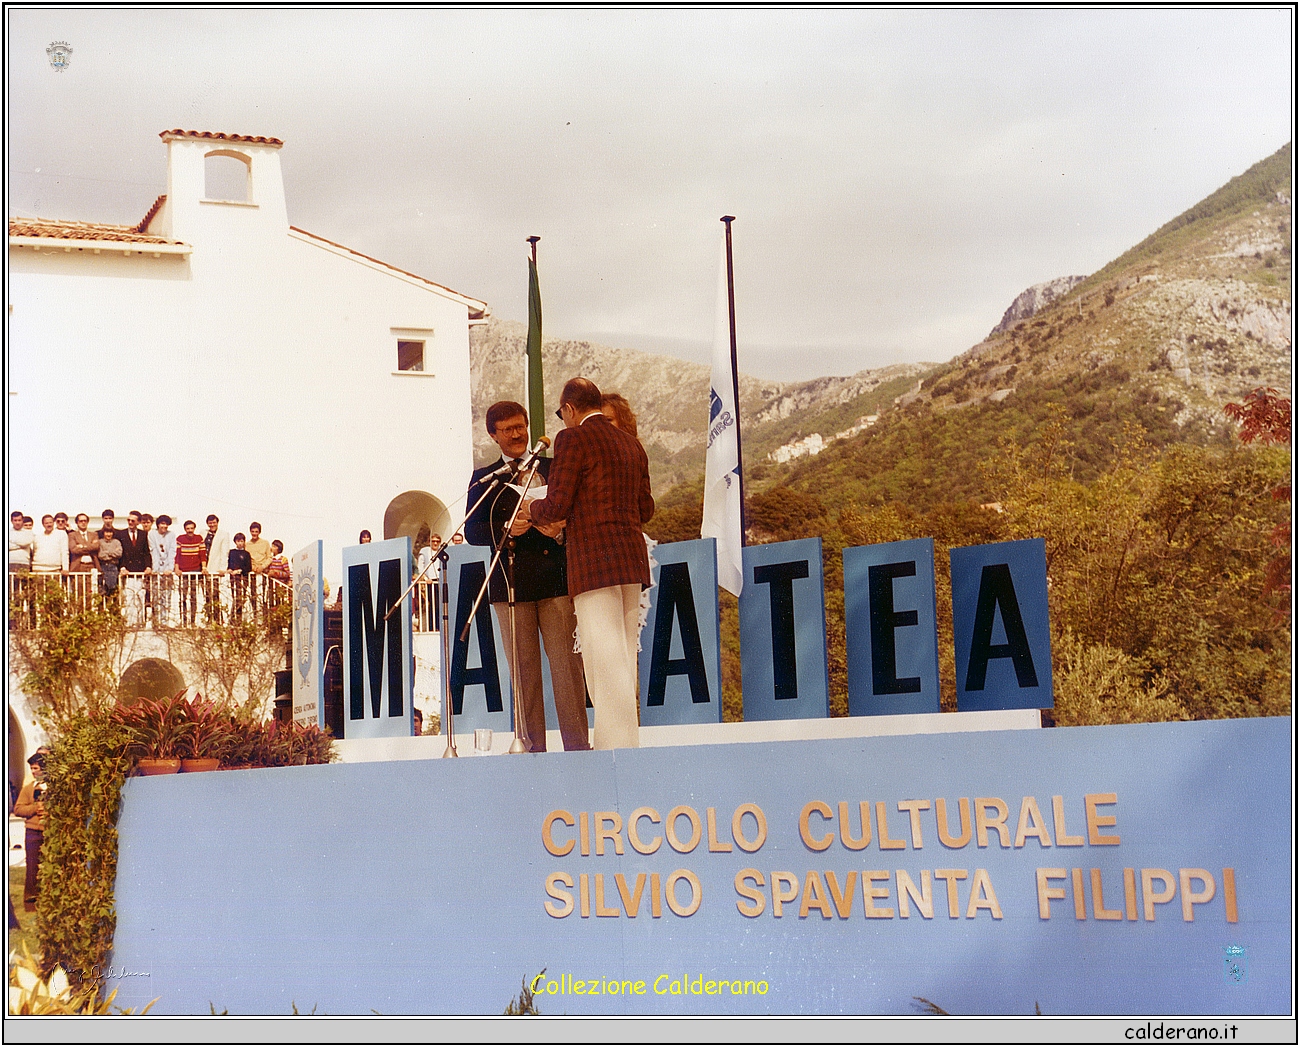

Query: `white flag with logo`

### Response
(701, 231, 743, 596)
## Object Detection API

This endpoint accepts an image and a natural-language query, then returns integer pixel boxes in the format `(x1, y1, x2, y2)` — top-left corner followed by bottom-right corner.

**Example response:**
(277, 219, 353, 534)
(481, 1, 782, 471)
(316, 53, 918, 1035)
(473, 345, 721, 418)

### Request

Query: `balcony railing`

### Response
(9, 570, 447, 634)
(412, 578, 441, 635)
(8, 570, 290, 630)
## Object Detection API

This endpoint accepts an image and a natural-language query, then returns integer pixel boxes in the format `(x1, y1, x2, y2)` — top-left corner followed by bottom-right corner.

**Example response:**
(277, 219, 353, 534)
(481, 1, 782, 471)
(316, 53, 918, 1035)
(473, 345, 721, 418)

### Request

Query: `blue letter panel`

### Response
(844, 538, 941, 716)
(638, 538, 722, 726)
(951, 538, 1053, 711)
(341, 537, 413, 739)
(444, 543, 515, 734)
(740, 537, 829, 721)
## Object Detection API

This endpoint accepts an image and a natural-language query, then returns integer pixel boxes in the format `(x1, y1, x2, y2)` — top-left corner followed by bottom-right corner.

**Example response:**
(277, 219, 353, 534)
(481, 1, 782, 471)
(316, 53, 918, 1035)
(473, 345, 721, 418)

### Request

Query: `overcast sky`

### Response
(7, 8, 1294, 380)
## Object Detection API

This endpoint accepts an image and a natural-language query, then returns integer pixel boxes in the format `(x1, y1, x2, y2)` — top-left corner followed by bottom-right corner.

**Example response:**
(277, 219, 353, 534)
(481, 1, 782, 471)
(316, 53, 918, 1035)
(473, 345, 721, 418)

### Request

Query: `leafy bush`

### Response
(1051, 632, 1185, 727)
(8, 581, 124, 732)
(36, 714, 134, 992)
(115, 693, 195, 761)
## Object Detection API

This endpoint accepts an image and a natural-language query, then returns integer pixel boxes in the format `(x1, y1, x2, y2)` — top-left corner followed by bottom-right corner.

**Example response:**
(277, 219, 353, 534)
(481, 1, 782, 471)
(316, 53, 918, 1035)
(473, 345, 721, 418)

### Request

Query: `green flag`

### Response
(527, 257, 545, 447)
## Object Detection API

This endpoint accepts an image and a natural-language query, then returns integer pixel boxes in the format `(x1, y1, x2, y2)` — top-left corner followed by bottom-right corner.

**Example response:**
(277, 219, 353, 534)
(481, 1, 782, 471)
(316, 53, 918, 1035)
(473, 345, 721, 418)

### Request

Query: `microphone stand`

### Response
(381, 471, 505, 758)
(459, 450, 547, 755)
(387, 476, 503, 617)
(382, 436, 548, 759)
(436, 542, 457, 758)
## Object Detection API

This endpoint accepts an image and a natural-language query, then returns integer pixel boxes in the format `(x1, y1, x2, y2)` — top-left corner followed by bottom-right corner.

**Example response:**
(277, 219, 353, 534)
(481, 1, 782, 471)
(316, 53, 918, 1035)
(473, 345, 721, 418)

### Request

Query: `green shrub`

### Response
(36, 714, 134, 992)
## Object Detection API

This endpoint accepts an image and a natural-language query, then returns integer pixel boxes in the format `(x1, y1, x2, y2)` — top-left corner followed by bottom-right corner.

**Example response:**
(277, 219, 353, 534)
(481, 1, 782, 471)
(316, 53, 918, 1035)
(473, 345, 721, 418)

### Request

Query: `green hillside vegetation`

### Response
(779, 373, 1221, 507)
(1078, 142, 1292, 294)
(645, 147, 1292, 726)
(745, 372, 925, 482)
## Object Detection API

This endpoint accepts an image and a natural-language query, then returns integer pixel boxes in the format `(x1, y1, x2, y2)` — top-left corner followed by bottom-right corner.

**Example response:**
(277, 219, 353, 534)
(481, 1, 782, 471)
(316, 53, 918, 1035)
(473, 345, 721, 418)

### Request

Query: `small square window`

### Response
(397, 340, 425, 372)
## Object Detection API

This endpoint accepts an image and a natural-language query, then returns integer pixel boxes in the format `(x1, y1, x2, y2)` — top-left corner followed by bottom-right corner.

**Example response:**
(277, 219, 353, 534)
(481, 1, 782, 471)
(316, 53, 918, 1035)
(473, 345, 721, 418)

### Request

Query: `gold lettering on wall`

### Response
(542, 810, 575, 857)
(1052, 795, 1084, 847)
(732, 803, 768, 853)
(1085, 793, 1120, 845)
(799, 801, 834, 852)
(838, 801, 872, 850)
(935, 798, 972, 849)
(897, 800, 930, 849)
(1037, 867, 1068, 919)
(628, 807, 662, 854)
(706, 808, 733, 852)
(934, 868, 968, 918)
(666, 806, 703, 854)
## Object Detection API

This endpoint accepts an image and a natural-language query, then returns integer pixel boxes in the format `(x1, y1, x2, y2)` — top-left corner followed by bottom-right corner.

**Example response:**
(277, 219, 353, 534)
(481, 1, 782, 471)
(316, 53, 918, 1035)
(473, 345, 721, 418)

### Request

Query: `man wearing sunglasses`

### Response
(524, 377, 654, 751)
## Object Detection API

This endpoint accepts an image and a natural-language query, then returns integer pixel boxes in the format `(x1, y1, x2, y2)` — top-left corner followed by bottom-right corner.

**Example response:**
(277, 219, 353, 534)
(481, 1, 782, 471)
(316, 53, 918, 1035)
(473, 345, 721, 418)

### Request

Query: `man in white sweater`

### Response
(31, 515, 69, 574)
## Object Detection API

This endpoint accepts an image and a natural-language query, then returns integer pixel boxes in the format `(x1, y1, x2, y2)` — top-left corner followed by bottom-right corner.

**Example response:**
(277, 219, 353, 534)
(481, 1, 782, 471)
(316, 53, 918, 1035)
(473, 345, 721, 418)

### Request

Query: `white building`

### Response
(8, 128, 489, 590)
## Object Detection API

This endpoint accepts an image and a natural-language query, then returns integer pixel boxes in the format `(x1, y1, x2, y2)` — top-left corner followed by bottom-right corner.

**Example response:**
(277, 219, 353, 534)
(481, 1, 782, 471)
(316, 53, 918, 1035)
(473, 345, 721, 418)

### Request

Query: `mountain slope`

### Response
(644, 142, 1291, 520)
(730, 139, 1289, 498)
(642, 144, 1293, 727)
(469, 320, 931, 494)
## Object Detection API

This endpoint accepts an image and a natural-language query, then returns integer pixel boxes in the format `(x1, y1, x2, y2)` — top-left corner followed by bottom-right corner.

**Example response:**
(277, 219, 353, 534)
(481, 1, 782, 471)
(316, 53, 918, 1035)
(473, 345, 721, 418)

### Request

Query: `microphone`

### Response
(515, 435, 551, 474)
(478, 460, 516, 482)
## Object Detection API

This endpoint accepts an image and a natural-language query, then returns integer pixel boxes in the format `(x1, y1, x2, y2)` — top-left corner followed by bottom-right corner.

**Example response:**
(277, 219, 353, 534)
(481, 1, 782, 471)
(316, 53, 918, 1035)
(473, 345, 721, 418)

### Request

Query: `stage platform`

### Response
(333, 708, 1040, 761)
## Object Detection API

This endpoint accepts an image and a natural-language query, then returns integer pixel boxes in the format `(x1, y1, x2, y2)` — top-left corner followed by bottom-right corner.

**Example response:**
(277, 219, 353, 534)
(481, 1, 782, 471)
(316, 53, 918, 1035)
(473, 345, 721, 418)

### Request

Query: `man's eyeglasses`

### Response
(495, 424, 529, 437)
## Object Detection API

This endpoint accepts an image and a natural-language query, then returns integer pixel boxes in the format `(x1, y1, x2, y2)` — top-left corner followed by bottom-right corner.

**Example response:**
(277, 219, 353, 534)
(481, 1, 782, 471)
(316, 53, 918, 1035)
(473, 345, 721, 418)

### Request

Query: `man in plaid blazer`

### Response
(525, 377, 654, 749)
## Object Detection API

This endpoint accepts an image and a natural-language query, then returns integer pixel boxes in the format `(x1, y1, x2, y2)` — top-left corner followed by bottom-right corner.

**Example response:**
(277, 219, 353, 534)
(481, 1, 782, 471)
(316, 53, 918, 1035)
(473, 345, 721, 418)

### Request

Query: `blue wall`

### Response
(109, 717, 1290, 1015)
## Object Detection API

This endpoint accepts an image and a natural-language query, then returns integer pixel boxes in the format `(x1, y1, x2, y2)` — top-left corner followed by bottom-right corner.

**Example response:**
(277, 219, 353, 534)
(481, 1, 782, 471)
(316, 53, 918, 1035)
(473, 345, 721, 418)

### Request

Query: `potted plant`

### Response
(176, 696, 236, 772)
(117, 692, 195, 775)
(219, 717, 261, 770)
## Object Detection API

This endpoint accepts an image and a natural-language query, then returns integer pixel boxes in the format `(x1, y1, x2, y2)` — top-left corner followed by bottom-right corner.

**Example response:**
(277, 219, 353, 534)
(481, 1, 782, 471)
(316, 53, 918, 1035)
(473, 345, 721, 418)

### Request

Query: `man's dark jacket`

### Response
(465, 456, 567, 604)
(119, 529, 152, 573)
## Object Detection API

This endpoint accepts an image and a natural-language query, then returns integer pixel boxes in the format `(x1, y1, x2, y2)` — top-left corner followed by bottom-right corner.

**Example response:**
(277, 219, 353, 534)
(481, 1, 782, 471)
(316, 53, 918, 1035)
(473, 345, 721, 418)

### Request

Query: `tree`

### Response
(166, 603, 291, 721)
(1224, 387, 1292, 605)
(990, 421, 1290, 721)
(8, 582, 125, 735)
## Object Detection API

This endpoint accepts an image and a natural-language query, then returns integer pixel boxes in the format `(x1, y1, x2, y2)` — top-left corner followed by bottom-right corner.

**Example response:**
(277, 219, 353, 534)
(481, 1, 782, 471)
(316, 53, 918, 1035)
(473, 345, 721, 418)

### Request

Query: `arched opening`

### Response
(384, 491, 451, 546)
(8, 706, 29, 802)
(204, 150, 251, 202)
(118, 658, 186, 705)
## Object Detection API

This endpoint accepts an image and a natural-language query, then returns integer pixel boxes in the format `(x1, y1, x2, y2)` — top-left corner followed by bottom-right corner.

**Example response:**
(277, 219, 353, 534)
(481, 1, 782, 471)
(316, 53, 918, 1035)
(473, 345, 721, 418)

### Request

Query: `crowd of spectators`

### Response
(9, 507, 466, 631)
(8, 508, 292, 627)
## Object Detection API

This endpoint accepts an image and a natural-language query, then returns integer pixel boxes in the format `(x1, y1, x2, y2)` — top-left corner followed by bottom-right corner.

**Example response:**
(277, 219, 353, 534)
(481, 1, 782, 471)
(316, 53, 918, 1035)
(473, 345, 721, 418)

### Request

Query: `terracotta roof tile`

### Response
(8, 216, 183, 246)
(159, 128, 284, 146)
(135, 194, 167, 233)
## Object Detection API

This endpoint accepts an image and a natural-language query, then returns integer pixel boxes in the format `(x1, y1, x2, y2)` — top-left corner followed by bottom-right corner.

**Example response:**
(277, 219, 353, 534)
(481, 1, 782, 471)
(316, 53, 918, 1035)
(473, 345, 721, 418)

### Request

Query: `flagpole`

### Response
(721, 215, 745, 546)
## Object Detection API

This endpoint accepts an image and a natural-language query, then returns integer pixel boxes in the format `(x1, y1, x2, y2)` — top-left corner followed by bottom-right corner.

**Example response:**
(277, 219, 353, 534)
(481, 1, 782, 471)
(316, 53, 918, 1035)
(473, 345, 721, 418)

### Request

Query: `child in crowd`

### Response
(228, 533, 252, 621)
(268, 540, 291, 582)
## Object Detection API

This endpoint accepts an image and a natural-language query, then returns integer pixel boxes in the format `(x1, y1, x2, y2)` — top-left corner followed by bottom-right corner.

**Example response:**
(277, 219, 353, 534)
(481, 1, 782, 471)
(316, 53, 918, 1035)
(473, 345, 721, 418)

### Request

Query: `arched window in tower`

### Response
(204, 150, 252, 203)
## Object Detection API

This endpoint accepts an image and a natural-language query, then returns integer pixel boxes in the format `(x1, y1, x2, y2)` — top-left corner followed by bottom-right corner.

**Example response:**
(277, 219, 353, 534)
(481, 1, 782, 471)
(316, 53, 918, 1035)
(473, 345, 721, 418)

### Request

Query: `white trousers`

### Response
(572, 583, 642, 750)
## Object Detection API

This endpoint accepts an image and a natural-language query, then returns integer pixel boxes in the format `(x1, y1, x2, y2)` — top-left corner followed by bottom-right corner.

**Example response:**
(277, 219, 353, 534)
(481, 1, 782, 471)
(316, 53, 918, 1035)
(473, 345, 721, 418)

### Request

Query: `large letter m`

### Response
(348, 558, 404, 720)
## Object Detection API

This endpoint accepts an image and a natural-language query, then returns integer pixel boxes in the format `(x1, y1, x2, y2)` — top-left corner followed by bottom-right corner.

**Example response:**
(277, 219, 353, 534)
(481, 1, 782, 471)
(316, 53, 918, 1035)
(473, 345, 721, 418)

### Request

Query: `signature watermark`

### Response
(88, 965, 150, 980)
(530, 971, 768, 999)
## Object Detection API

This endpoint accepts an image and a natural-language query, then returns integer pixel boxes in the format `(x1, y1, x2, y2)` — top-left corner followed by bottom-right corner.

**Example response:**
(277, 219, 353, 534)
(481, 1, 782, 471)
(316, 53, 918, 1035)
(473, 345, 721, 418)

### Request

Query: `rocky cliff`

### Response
(989, 275, 1087, 336)
(470, 319, 930, 494)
